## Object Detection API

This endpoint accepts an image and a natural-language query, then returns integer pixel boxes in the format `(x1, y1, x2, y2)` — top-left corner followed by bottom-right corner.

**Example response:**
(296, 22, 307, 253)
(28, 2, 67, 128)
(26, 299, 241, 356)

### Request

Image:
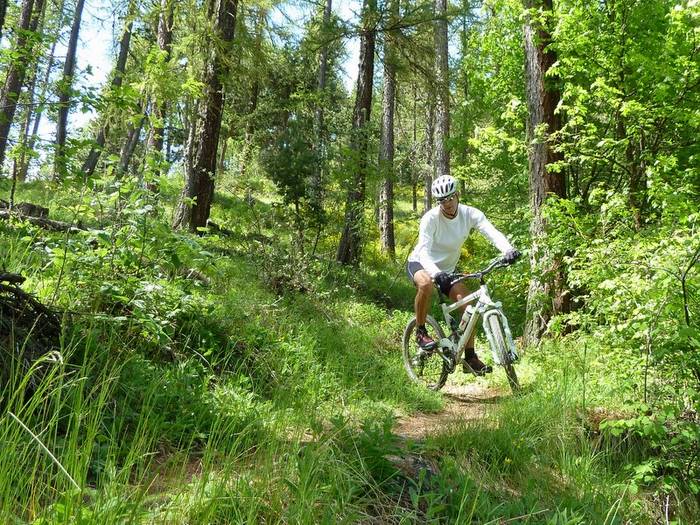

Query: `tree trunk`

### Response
(627, 134, 646, 230)
(12, 72, 38, 185)
(172, 0, 238, 233)
(216, 130, 228, 175)
(411, 83, 418, 213)
(0, 0, 8, 41)
(523, 0, 568, 345)
(17, 0, 65, 181)
(11, 0, 48, 182)
(0, 0, 37, 176)
(118, 113, 145, 176)
(53, 0, 84, 180)
(238, 8, 264, 180)
(378, 0, 397, 258)
(237, 80, 258, 179)
(433, 0, 450, 180)
(423, 101, 434, 214)
(146, 0, 174, 190)
(336, 0, 376, 265)
(311, 0, 332, 209)
(81, 3, 135, 178)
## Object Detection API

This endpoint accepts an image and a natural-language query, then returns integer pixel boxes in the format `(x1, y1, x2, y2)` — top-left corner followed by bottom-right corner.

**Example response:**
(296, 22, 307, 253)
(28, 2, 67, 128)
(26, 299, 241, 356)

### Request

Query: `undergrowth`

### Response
(1, 177, 697, 523)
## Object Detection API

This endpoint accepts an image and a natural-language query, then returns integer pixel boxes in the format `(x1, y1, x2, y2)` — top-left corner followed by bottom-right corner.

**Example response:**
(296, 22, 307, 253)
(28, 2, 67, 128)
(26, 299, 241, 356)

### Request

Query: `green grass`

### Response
(1, 177, 696, 523)
(394, 378, 671, 524)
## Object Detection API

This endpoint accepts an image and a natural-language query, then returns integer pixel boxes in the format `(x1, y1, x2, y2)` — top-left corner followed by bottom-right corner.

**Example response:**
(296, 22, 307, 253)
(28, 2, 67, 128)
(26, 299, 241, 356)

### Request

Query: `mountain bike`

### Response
(402, 257, 520, 393)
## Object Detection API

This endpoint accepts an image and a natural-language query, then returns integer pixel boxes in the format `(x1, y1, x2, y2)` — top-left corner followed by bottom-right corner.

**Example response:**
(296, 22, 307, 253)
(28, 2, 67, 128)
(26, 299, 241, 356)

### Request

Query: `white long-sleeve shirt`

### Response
(408, 204, 514, 277)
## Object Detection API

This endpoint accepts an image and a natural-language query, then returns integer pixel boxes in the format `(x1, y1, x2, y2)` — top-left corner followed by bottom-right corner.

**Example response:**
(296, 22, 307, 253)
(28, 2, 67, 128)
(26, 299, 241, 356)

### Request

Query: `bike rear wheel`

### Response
(487, 315, 519, 393)
(402, 315, 449, 391)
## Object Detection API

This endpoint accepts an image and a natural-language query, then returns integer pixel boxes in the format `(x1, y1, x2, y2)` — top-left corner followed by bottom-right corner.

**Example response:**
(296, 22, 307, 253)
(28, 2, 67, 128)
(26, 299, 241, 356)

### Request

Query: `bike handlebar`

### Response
(449, 257, 513, 286)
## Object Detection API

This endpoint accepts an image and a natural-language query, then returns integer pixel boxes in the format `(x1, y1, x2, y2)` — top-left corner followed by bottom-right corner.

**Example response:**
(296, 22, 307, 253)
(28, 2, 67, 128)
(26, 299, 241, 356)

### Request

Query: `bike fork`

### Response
(482, 310, 518, 364)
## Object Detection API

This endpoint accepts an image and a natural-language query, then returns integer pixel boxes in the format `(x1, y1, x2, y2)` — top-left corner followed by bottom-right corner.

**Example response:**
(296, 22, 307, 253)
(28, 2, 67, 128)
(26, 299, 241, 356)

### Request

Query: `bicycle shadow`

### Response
(440, 381, 513, 403)
(442, 382, 534, 405)
(443, 391, 505, 405)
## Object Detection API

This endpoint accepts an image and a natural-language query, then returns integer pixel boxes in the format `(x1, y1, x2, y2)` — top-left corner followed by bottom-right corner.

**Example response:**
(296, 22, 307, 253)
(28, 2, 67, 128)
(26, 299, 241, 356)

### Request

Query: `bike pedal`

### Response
(462, 363, 492, 376)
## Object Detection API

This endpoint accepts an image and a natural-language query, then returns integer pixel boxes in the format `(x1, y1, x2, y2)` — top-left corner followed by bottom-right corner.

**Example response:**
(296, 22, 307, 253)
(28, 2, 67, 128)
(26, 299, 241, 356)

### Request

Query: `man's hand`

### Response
(503, 249, 521, 264)
(434, 272, 453, 296)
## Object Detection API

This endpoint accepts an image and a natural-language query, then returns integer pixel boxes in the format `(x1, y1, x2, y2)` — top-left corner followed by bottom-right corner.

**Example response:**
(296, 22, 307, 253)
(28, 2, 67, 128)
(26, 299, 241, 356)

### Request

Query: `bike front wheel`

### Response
(487, 315, 519, 393)
(402, 315, 449, 391)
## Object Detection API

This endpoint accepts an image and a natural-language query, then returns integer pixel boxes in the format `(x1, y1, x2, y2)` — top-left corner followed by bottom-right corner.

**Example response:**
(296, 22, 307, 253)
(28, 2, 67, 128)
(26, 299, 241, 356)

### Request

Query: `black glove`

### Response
(434, 272, 453, 296)
(503, 249, 521, 265)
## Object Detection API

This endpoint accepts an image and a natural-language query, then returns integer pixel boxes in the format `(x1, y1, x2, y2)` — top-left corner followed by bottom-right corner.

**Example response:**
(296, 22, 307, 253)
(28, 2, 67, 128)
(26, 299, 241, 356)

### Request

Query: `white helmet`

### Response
(431, 175, 457, 200)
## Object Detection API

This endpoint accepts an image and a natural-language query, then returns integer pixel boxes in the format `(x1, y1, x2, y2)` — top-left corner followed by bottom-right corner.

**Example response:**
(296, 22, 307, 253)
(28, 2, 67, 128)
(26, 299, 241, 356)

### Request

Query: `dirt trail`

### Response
(394, 383, 506, 440)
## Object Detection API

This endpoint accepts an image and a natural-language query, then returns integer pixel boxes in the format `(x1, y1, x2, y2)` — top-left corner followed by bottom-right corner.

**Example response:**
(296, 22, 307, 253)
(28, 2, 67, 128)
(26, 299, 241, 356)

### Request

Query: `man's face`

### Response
(438, 192, 459, 216)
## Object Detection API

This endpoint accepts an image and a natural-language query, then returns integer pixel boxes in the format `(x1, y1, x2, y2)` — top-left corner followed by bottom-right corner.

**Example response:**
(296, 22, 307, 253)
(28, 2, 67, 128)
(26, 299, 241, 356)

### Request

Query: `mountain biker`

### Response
(407, 175, 520, 375)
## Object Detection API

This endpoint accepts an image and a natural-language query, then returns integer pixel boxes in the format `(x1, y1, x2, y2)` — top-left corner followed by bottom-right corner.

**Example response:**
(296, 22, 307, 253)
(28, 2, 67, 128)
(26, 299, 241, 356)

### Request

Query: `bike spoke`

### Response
(403, 317, 449, 391)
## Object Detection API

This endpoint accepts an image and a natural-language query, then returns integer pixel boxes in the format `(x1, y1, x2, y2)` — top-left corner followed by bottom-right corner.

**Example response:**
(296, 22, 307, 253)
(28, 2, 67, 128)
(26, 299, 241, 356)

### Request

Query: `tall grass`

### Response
(400, 348, 690, 524)
(3, 180, 692, 523)
(1, 325, 120, 521)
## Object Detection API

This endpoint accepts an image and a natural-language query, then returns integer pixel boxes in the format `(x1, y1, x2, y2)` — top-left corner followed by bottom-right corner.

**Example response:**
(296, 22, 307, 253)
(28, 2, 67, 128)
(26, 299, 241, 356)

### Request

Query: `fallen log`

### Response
(0, 273, 26, 285)
(0, 278, 62, 395)
(0, 200, 50, 218)
(0, 210, 84, 232)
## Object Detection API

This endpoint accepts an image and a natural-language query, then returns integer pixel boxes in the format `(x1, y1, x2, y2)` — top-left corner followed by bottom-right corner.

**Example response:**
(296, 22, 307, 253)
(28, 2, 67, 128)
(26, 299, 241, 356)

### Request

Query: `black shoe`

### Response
(463, 351, 492, 376)
(416, 326, 437, 351)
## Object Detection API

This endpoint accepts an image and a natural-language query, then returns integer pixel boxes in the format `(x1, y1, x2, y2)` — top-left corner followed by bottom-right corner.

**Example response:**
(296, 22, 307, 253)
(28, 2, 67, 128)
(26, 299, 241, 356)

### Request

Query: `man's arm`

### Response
(414, 214, 442, 277)
(471, 209, 514, 254)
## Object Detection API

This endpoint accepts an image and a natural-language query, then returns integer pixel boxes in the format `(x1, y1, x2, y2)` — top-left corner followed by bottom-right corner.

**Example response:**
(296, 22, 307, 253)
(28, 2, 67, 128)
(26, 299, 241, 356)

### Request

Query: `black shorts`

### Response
(406, 261, 425, 283)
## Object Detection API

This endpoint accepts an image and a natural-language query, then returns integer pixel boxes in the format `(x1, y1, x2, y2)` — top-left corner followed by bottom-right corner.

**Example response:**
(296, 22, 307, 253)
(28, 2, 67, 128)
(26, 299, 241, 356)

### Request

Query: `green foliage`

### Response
(600, 403, 700, 497)
(552, 0, 699, 213)
(113, 356, 268, 447)
(1, 0, 699, 521)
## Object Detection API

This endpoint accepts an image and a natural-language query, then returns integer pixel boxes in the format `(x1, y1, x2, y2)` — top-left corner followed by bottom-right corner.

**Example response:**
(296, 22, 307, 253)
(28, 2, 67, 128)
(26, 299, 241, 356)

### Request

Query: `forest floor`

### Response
(394, 382, 506, 440)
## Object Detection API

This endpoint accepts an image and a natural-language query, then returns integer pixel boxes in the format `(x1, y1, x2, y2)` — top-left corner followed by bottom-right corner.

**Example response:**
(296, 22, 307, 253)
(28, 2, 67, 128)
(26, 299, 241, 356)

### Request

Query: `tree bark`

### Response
(523, 0, 568, 345)
(336, 0, 376, 265)
(423, 101, 434, 214)
(378, 0, 398, 258)
(311, 0, 332, 209)
(0, 0, 37, 176)
(411, 84, 417, 212)
(11, 0, 48, 183)
(0, 0, 8, 41)
(172, 0, 238, 233)
(118, 113, 145, 176)
(17, 0, 65, 182)
(81, 3, 135, 178)
(433, 0, 450, 180)
(627, 134, 646, 230)
(53, 0, 85, 180)
(146, 0, 174, 190)
(11, 72, 38, 187)
(238, 7, 264, 179)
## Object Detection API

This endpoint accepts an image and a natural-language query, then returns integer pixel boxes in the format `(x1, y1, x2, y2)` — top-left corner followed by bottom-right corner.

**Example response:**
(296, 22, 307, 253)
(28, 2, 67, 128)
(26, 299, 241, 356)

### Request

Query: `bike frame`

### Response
(436, 279, 518, 367)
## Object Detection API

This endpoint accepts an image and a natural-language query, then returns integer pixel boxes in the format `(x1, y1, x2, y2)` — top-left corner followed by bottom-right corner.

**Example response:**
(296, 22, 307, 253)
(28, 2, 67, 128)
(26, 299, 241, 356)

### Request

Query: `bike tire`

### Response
(402, 315, 449, 391)
(487, 315, 520, 393)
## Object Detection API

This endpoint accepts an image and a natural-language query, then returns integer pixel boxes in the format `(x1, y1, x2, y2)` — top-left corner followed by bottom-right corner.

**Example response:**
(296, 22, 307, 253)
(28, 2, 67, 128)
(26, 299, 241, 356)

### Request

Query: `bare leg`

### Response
(450, 280, 490, 374)
(413, 270, 433, 325)
(449, 281, 474, 348)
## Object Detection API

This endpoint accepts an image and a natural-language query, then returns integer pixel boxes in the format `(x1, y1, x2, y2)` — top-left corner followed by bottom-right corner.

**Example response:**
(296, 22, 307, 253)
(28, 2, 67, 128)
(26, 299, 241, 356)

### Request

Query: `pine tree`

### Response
(172, 0, 238, 232)
(336, 0, 377, 265)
